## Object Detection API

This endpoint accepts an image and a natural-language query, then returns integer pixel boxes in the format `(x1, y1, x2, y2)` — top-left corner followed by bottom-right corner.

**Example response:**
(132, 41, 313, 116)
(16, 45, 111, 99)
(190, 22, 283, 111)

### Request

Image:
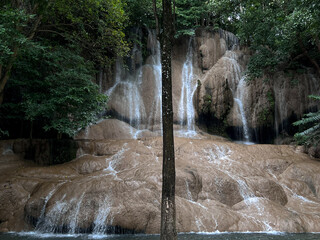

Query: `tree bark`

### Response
(160, 0, 177, 240)
(152, 0, 160, 37)
(0, 46, 18, 105)
(315, 36, 320, 53)
(173, 0, 176, 34)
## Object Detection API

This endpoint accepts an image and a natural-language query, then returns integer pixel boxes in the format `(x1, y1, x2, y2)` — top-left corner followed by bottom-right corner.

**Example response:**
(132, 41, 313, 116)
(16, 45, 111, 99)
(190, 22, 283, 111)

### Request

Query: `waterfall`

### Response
(178, 38, 197, 134)
(92, 195, 112, 234)
(225, 51, 253, 144)
(146, 29, 162, 133)
(234, 76, 251, 143)
(106, 28, 162, 137)
(106, 28, 146, 136)
(35, 183, 65, 232)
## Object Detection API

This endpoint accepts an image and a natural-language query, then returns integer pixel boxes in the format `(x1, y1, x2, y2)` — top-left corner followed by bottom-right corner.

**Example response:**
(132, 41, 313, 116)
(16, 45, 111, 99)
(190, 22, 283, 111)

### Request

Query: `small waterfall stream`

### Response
(178, 38, 197, 134)
(175, 38, 200, 139)
(146, 29, 162, 132)
(234, 76, 251, 143)
(226, 51, 253, 144)
(106, 29, 162, 137)
(106, 29, 146, 136)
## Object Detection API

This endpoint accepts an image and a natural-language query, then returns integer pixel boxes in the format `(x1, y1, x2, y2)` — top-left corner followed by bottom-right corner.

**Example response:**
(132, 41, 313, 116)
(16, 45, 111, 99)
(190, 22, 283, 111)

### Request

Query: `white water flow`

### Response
(178, 38, 197, 135)
(204, 144, 273, 231)
(106, 31, 145, 137)
(225, 51, 252, 143)
(234, 76, 250, 142)
(35, 183, 65, 232)
(146, 29, 162, 133)
(224, 51, 252, 143)
(92, 194, 112, 234)
(106, 29, 162, 137)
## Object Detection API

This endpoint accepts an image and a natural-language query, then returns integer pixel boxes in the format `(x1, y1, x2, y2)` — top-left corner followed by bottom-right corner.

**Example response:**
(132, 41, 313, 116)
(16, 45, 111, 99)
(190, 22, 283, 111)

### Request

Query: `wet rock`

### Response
(245, 176, 288, 206)
(1, 137, 320, 233)
(75, 119, 137, 140)
(176, 167, 202, 201)
(199, 169, 243, 207)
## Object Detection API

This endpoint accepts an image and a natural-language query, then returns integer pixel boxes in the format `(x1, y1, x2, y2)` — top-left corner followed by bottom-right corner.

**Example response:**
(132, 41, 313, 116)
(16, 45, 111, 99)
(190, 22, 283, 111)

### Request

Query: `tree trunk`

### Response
(0, 46, 18, 105)
(152, 0, 160, 37)
(160, 0, 177, 240)
(315, 36, 320, 52)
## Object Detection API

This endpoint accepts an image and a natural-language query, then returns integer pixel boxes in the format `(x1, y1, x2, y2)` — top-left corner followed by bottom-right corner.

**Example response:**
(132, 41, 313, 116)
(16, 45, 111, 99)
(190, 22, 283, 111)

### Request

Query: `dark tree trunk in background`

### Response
(152, 0, 160, 37)
(160, 0, 177, 239)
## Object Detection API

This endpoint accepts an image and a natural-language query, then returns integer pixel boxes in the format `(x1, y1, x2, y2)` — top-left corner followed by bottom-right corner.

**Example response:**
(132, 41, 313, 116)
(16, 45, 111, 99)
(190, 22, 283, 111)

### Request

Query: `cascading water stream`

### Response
(177, 38, 198, 137)
(204, 143, 273, 231)
(106, 28, 162, 137)
(225, 51, 253, 144)
(234, 76, 251, 143)
(106, 29, 146, 136)
(146, 29, 162, 133)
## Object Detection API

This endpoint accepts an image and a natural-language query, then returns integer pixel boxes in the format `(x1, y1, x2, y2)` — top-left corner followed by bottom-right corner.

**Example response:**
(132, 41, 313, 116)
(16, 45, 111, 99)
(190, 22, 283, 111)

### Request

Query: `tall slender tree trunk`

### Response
(160, 0, 177, 239)
(0, 46, 18, 105)
(152, 0, 160, 37)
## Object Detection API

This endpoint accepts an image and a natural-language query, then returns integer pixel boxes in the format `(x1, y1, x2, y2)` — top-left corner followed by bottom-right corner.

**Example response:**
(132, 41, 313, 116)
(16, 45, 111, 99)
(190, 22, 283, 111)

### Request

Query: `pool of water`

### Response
(1, 232, 320, 240)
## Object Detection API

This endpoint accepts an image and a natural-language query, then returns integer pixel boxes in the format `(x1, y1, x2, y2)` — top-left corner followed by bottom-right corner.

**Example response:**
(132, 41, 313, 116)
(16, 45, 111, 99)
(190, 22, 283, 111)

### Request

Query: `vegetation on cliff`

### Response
(0, 0, 128, 138)
(294, 95, 320, 146)
(209, 0, 320, 79)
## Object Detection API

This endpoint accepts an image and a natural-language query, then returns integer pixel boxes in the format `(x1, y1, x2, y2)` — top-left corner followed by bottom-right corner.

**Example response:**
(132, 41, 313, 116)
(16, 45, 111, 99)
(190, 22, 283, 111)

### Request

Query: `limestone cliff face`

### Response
(1, 136, 320, 233)
(192, 28, 320, 142)
(99, 27, 320, 142)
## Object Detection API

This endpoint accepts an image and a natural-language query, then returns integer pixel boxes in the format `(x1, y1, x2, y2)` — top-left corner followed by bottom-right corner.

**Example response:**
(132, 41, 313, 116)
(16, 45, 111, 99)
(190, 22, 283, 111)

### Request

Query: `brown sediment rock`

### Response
(1, 136, 320, 233)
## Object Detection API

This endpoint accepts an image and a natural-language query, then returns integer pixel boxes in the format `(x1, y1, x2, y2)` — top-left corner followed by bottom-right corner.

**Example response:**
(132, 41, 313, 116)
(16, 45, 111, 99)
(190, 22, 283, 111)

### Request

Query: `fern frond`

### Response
(305, 111, 320, 118)
(308, 95, 320, 101)
(293, 113, 320, 126)
(294, 124, 320, 137)
(293, 95, 320, 146)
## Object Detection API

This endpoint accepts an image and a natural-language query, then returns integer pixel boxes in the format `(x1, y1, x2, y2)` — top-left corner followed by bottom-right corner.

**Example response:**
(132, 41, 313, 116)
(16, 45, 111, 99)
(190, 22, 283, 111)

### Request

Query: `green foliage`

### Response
(293, 95, 320, 145)
(208, 0, 320, 78)
(0, 128, 9, 137)
(5, 44, 107, 137)
(0, 6, 32, 66)
(267, 90, 275, 109)
(246, 47, 279, 81)
(202, 94, 212, 114)
(175, 0, 208, 36)
(125, 0, 160, 28)
(258, 90, 275, 126)
(208, 0, 241, 33)
(1, 1, 128, 138)
(45, 0, 129, 67)
(1, 0, 129, 68)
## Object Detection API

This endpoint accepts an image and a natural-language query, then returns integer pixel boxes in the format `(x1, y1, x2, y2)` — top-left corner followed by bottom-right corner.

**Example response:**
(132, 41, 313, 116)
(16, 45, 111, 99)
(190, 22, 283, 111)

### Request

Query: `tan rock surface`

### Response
(1, 137, 320, 233)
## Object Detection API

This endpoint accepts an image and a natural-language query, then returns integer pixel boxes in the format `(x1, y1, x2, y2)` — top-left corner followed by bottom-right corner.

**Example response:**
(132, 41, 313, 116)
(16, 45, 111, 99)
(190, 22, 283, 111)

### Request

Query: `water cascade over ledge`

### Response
(233, 76, 252, 144)
(2, 29, 320, 237)
(2, 137, 320, 234)
(176, 37, 198, 137)
(106, 29, 162, 138)
(82, 27, 320, 143)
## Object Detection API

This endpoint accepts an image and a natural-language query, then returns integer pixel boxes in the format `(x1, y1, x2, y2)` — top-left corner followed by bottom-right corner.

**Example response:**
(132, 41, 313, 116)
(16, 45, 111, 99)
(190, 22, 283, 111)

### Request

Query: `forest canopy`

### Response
(0, 0, 128, 138)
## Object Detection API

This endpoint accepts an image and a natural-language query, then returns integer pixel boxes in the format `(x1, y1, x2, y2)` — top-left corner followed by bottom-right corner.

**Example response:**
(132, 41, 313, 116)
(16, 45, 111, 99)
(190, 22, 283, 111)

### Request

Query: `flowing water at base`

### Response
(2, 232, 320, 240)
